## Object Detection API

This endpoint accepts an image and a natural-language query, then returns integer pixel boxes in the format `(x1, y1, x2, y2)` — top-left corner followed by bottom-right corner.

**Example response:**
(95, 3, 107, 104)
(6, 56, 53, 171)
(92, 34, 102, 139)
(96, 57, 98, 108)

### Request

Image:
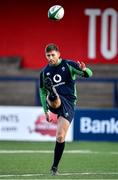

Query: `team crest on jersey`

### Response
(62, 67, 65, 71)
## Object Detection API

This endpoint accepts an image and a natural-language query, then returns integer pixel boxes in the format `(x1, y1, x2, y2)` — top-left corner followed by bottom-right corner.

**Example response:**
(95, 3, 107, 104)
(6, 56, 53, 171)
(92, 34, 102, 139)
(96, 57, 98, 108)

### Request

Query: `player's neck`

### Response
(56, 58, 62, 65)
(50, 58, 62, 66)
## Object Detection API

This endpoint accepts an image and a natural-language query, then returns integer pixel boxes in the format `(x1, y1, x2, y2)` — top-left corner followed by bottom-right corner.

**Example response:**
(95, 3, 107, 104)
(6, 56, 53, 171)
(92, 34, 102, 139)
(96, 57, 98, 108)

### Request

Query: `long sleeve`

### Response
(67, 61, 93, 80)
(39, 71, 48, 112)
(82, 68, 93, 78)
(39, 87, 48, 112)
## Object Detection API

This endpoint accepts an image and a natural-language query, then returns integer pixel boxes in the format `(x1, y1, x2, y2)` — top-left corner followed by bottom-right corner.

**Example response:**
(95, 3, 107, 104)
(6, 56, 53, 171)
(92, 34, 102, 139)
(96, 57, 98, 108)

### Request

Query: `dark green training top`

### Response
(39, 59, 93, 112)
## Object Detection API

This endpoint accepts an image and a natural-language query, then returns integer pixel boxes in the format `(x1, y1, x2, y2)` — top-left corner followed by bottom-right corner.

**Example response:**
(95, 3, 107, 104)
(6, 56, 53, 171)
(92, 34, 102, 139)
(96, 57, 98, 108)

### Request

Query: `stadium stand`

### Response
(76, 64, 118, 108)
(0, 56, 39, 106)
(0, 56, 21, 70)
(76, 82, 113, 108)
(0, 58, 117, 108)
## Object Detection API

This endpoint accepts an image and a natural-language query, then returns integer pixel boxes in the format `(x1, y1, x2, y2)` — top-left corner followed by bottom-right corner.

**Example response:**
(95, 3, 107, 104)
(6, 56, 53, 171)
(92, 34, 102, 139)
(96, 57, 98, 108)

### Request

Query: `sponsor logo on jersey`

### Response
(53, 74, 62, 83)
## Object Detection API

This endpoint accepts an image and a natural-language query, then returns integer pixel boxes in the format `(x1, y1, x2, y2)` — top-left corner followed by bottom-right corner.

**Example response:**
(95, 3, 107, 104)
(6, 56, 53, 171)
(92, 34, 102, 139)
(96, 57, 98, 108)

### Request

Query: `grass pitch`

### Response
(0, 141, 118, 179)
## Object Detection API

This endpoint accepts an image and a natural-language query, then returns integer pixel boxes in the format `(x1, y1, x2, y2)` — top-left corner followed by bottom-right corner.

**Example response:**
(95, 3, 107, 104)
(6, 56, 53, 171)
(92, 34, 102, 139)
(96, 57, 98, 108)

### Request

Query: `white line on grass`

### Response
(0, 150, 118, 154)
(0, 172, 118, 178)
(0, 150, 94, 154)
(60, 172, 118, 176)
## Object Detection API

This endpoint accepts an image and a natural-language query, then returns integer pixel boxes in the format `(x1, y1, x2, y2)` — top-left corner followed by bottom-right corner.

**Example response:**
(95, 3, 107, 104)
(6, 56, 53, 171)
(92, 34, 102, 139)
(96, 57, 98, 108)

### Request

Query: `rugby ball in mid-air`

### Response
(48, 5, 64, 20)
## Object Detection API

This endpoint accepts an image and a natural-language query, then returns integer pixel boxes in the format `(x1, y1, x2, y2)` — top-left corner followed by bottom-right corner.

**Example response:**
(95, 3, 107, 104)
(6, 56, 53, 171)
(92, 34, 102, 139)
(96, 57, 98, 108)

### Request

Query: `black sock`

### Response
(49, 93, 57, 101)
(52, 141, 65, 168)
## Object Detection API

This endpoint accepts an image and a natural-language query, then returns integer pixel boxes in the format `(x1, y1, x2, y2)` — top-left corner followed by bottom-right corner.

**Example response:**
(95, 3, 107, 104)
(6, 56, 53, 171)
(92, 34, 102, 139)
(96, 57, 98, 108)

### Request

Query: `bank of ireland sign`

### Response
(74, 109, 118, 141)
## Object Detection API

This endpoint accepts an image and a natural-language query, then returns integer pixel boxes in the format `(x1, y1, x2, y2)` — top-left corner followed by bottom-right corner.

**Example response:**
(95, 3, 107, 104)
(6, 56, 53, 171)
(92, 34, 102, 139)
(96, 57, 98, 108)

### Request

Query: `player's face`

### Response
(45, 50, 60, 65)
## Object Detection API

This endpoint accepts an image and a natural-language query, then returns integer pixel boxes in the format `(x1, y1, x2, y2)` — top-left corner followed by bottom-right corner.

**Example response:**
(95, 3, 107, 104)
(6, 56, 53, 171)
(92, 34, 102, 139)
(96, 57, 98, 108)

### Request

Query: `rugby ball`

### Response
(48, 5, 64, 20)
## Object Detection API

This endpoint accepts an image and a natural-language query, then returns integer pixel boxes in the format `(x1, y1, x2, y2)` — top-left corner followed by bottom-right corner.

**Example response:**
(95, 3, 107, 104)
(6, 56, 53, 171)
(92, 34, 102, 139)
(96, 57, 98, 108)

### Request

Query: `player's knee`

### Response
(52, 101, 61, 109)
(48, 98, 61, 109)
(56, 134, 65, 143)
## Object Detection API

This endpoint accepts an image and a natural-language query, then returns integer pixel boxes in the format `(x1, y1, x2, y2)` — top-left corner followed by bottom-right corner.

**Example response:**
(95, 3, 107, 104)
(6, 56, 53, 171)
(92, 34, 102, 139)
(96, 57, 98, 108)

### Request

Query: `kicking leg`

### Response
(45, 77, 61, 109)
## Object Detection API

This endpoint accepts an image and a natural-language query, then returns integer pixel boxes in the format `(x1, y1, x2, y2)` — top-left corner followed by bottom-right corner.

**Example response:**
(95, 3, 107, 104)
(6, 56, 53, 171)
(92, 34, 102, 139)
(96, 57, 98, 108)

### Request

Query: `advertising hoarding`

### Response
(0, 1, 117, 68)
(0, 106, 73, 142)
(74, 109, 118, 141)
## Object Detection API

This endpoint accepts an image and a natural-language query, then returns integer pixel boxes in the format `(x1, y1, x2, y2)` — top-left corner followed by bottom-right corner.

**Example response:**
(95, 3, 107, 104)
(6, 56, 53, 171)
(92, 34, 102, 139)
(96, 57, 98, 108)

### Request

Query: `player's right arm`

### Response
(39, 71, 52, 122)
(39, 71, 48, 113)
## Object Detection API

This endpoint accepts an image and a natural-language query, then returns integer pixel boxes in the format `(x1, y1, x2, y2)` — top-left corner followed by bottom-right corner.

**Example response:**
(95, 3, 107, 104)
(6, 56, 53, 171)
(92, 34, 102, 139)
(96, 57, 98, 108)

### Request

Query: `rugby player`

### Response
(39, 43, 93, 175)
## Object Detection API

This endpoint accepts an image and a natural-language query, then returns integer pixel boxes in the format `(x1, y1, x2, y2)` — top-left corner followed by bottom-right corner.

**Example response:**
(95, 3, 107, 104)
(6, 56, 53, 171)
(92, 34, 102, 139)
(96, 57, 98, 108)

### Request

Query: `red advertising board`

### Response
(0, 0, 117, 68)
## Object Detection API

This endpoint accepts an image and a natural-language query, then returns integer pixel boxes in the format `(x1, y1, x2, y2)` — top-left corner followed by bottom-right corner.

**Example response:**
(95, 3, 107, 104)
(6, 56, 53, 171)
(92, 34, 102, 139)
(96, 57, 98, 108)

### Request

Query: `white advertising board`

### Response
(0, 106, 73, 141)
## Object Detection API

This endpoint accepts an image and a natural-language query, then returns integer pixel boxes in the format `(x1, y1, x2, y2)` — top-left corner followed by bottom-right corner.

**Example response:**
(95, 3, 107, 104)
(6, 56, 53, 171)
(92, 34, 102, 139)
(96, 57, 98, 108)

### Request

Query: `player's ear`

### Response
(57, 51, 60, 57)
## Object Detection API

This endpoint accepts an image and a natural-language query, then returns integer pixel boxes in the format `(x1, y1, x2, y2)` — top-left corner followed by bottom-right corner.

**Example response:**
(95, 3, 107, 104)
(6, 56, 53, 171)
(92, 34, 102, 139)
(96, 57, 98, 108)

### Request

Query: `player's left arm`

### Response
(67, 60, 93, 80)
(77, 61, 93, 77)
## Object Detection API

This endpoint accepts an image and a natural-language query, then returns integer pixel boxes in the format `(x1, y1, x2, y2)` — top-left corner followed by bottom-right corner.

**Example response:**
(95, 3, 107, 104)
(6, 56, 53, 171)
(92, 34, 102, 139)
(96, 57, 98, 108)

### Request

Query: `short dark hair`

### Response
(45, 43, 59, 53)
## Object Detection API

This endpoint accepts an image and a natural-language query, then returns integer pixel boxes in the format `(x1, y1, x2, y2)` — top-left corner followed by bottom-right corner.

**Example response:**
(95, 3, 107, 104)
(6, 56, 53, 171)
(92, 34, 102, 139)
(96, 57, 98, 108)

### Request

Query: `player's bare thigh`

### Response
(56, 116, 70, 143)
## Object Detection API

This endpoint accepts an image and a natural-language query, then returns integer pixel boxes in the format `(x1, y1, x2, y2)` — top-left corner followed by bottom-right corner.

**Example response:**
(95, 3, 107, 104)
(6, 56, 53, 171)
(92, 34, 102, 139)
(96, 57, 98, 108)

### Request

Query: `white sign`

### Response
(80, 117, 118, 134)
(85, 8, 118, 59)
(0, 106, 73, 141)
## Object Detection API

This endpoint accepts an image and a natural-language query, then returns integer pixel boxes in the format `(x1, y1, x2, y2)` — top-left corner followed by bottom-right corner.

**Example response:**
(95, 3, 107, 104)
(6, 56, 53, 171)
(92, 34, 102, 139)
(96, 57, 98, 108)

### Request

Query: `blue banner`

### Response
(74, 109, 118, 141)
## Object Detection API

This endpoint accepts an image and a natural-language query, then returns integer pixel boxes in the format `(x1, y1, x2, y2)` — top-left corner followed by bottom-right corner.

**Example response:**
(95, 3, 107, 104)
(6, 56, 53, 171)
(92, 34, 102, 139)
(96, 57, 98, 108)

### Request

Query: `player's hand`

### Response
(77, 61, 86, 71)
(45, 112, 52, 122)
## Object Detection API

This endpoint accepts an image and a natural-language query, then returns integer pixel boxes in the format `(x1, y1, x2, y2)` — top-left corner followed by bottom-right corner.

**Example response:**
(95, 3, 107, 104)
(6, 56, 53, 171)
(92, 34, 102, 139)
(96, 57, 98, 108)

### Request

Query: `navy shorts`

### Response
(48, 95, 74, 123)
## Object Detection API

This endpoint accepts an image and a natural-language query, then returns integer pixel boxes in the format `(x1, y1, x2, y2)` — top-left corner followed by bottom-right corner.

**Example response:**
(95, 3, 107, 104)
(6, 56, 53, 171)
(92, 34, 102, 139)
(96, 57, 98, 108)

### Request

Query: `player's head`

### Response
(45, 43, 59, 53)
(45, 43, 60, 65)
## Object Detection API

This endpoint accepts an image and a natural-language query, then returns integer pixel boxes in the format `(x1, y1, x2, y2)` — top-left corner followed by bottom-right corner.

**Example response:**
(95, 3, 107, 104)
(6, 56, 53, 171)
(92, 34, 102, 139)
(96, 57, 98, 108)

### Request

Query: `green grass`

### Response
(0, 141, 118, 179)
